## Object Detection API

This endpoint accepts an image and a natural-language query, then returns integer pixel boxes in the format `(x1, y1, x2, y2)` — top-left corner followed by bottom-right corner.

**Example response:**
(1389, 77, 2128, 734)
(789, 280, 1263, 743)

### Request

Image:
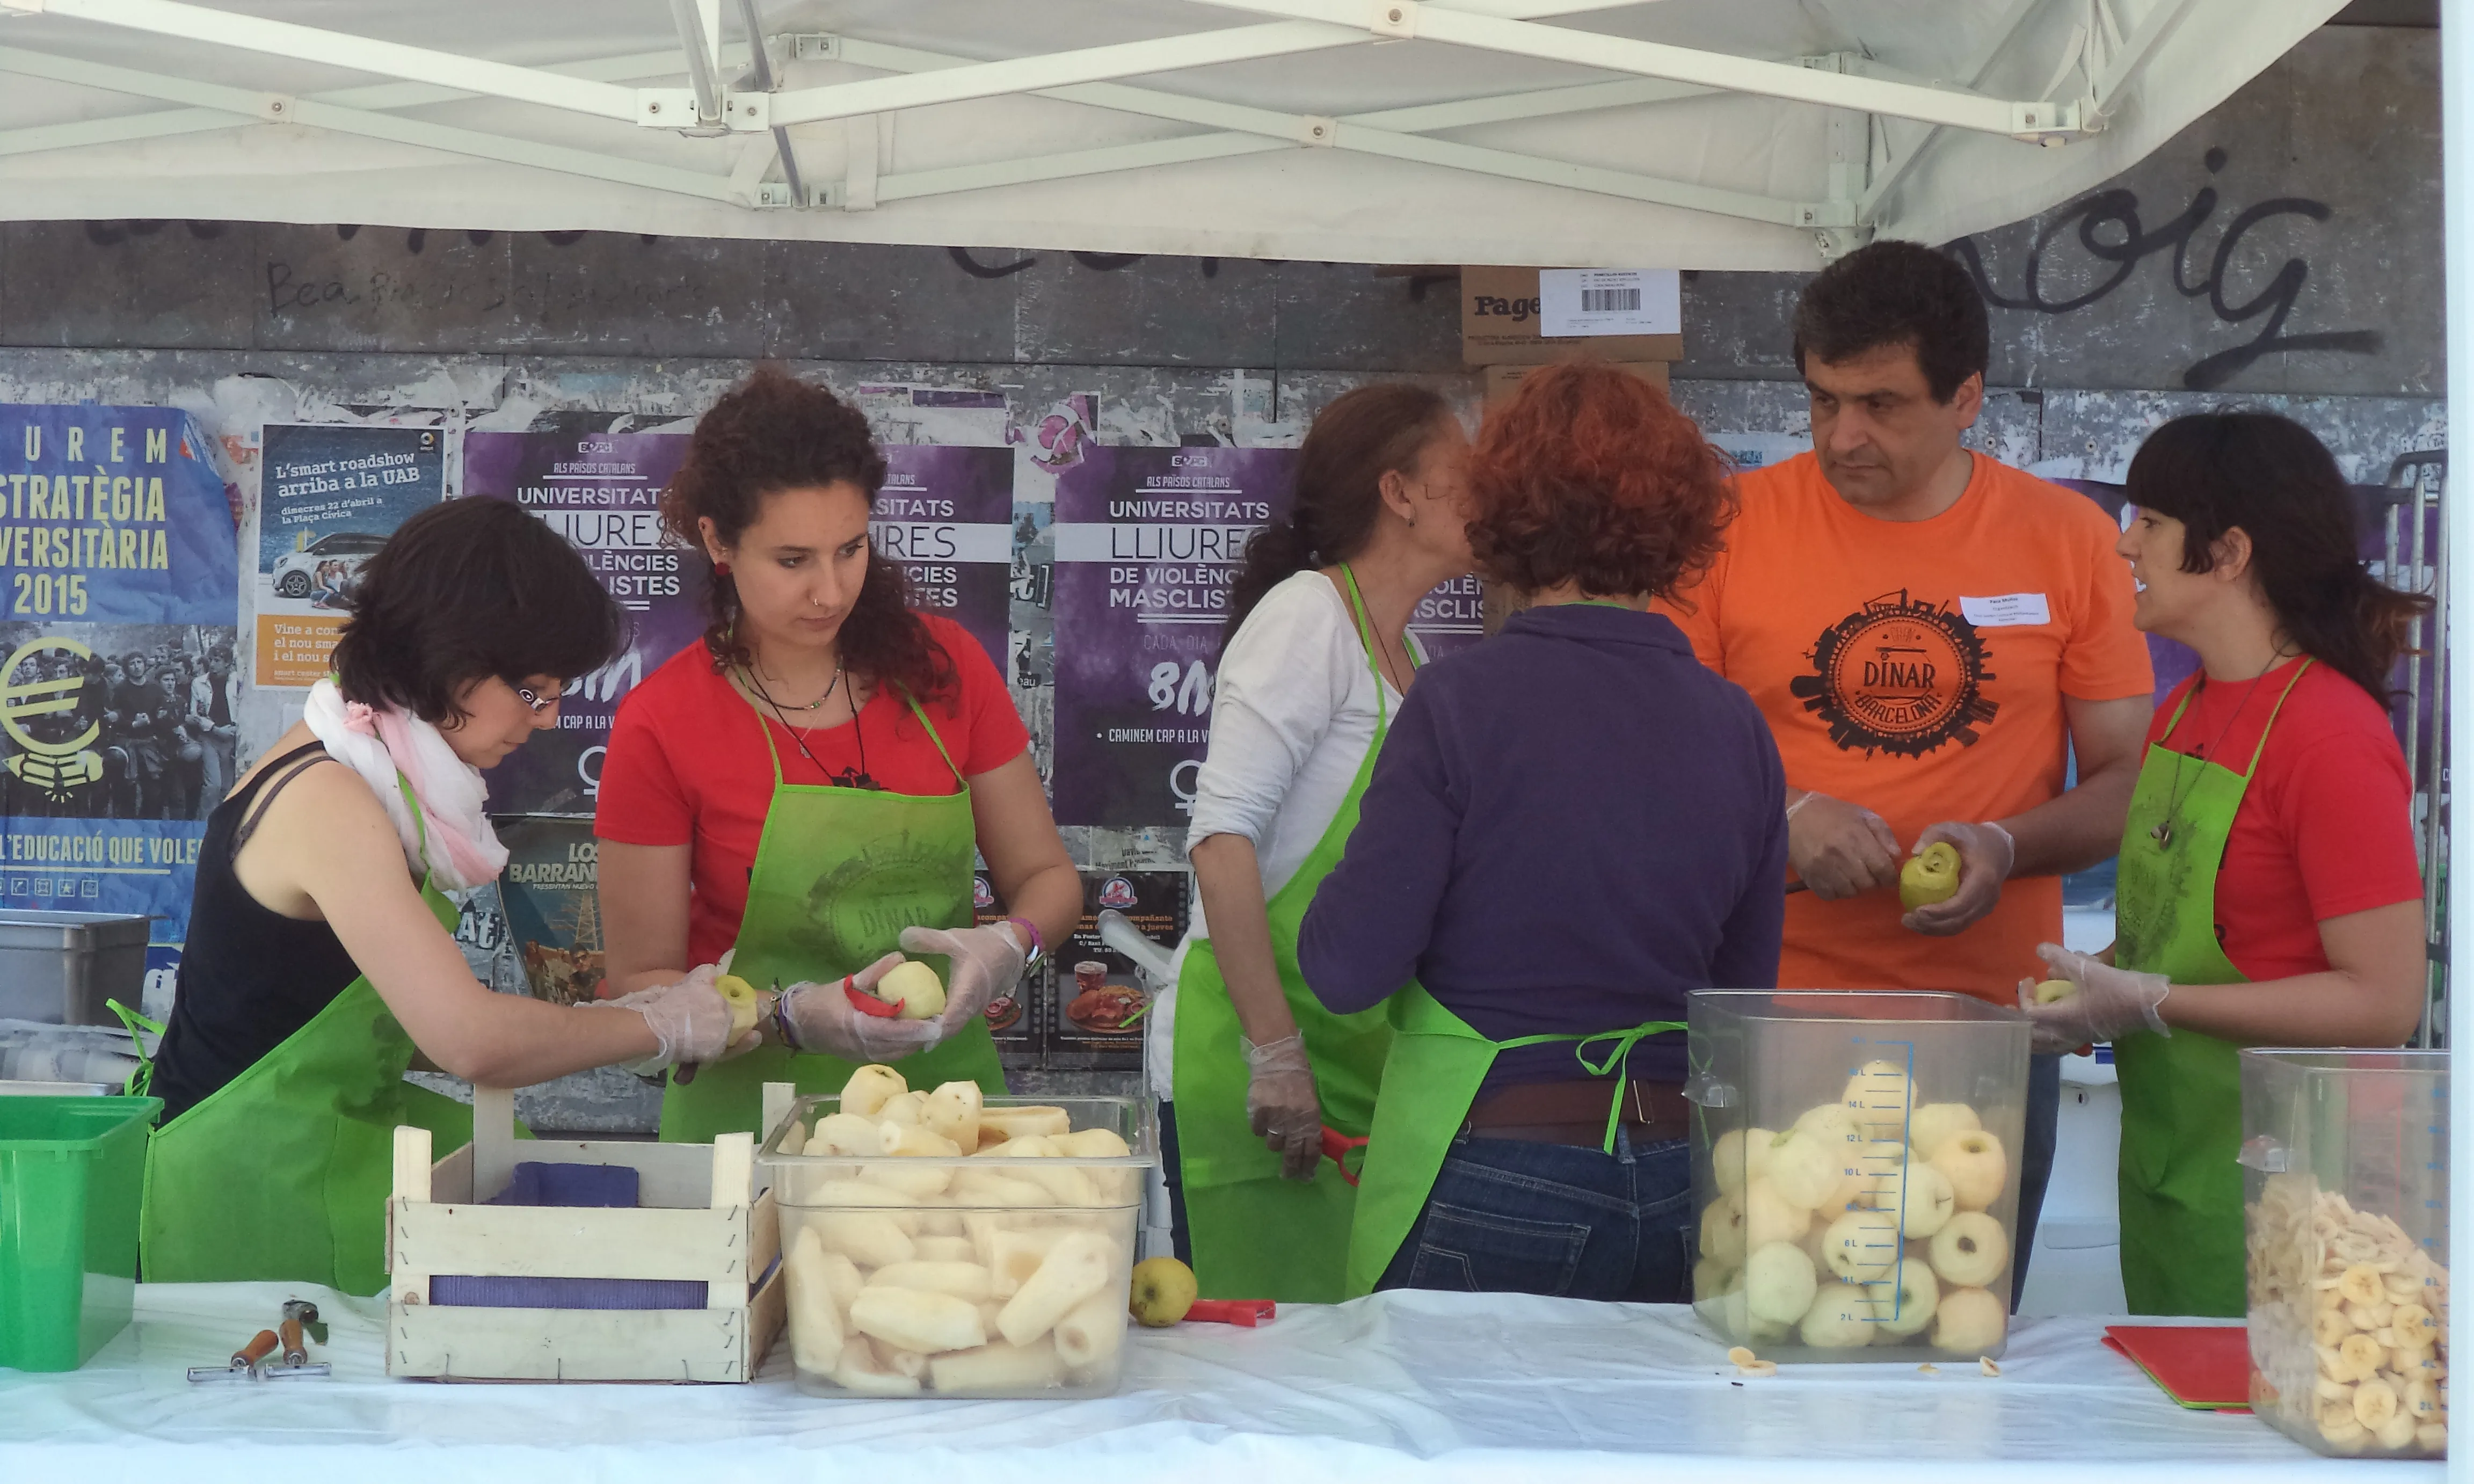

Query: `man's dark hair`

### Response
(1791, 240, 1990, 404)
(331, 497, 623, 725)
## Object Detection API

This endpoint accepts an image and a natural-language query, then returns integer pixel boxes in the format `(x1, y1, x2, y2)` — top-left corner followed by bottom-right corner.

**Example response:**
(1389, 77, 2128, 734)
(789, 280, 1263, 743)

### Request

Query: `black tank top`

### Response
(150, 743, 370, 1123)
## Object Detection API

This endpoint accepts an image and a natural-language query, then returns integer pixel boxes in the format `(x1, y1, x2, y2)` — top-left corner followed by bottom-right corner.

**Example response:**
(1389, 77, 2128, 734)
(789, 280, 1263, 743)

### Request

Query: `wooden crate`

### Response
(384, 1082, 791, 1382)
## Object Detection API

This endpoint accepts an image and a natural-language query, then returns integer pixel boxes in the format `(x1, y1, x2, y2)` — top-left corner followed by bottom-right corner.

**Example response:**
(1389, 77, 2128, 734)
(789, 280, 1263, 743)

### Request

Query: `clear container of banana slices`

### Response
(1685, 990, 2031, 1362)
(756, 1070, 1155, 1400)
(2241, 1049, 2449, 1457)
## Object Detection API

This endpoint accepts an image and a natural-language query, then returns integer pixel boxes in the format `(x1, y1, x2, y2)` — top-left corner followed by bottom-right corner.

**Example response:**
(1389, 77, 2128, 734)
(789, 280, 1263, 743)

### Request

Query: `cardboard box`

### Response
(1483, 360, 1671, 408)
(1461, 265, 1685, 366)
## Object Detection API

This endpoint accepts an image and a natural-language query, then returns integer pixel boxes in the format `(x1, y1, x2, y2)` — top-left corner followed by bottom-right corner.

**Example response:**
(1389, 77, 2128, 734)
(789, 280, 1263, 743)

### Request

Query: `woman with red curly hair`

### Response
(1299, 363, 1788, 1300)
(595, 367, 1081, 1141)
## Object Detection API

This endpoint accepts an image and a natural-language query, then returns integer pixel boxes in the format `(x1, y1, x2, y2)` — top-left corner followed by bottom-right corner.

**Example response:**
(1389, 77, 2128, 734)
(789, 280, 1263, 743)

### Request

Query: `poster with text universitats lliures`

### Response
(0, 405, 239, 965)
(464, 431, 697, 817)
(1050, 447, 1296, 827)
(252, 424, 443, 688)
(472, 433, 1024, 818)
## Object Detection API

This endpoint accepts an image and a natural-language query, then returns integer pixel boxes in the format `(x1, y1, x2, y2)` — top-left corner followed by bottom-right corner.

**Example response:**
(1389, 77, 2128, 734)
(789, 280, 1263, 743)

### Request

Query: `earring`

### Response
(714, 561, 731, 577)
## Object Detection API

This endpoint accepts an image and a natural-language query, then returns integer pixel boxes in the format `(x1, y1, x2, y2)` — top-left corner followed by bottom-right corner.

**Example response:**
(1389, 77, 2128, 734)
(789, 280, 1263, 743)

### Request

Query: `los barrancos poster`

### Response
(0, 405, 239, 983)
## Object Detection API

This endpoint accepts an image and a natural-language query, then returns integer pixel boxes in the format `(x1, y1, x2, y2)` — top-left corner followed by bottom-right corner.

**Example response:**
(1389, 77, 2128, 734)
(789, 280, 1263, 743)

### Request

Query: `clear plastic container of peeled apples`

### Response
(756, 1077, 1156, 1400)
(1684, 990, 2031, 1362)
(2240, 1049, 2448, 1458)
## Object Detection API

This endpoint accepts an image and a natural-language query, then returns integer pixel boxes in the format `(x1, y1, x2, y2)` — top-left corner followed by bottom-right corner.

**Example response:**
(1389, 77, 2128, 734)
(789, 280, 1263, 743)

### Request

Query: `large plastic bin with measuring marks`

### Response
(1685, 991, 2030, 1362)
(2240, 1049, 2448, 1457)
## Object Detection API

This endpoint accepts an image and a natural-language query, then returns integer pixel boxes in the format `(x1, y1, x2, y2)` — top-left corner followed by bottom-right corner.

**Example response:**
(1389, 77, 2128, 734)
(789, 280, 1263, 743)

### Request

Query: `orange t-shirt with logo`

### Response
(1657, 450, 2153, 1001)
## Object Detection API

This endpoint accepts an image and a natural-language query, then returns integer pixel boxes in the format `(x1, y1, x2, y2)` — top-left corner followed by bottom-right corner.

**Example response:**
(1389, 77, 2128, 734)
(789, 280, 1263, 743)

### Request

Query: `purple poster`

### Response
(464, 431, 697, 816)
(1408, 573, 1486, 661)
(875, 446, 1013, 676)
(1051, 447, 1296, 826)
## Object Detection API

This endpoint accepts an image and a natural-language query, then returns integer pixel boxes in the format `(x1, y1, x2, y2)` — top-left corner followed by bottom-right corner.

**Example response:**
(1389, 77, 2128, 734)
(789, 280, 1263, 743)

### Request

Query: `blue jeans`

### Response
(1375, 1126, 1694, 1302)
(2012, 1051, 2061, 1311)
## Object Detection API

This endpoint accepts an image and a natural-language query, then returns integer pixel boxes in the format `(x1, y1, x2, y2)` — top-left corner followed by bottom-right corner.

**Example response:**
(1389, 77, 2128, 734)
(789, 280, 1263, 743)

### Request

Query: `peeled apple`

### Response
(714, 973, 762, 1041)
(2032, 979, 2078, 1006)
(876, 959, 949, 1020)
(1899, 842, 1962, 911)
(841, 1065, 907, 1118)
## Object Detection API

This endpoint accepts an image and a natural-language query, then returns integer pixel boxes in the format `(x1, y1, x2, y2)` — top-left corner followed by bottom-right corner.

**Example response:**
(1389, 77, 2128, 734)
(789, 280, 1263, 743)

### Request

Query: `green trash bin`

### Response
(0, 1094, 159, 1371)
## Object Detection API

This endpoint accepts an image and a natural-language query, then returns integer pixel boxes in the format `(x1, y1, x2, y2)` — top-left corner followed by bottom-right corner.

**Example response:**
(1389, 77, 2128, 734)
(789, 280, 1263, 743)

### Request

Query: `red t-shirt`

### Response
(2144, 657, 2422, 980)
(595, 615, 1030, 966)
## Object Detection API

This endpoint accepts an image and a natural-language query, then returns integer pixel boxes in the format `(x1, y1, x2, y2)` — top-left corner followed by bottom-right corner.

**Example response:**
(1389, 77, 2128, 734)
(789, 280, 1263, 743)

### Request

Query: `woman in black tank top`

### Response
(149, 743, 365, 1121)
(141, 499, 752, 1152)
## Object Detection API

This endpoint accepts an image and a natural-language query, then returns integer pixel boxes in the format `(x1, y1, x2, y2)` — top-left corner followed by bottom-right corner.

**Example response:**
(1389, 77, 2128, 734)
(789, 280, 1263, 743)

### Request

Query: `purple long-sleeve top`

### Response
(1298, 603, 1787, 1102)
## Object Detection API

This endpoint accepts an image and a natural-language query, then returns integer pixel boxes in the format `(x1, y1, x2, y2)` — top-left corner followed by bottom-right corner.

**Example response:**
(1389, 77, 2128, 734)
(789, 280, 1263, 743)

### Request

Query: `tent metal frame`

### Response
(0, 0, 2156, 251)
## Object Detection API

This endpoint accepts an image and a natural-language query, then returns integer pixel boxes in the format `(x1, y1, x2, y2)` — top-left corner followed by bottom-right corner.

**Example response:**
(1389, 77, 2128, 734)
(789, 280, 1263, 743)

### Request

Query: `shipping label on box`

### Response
(972, 870, 1042, 1060)
(1461, 265, 1685, 365)
(1537, 268, 1681, 337)
(1049, 870, 1188, 1066)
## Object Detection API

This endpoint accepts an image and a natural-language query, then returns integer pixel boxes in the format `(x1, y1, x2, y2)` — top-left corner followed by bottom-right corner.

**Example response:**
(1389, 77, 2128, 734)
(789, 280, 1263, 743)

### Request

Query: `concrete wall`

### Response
(0, 25, 2438, 1130)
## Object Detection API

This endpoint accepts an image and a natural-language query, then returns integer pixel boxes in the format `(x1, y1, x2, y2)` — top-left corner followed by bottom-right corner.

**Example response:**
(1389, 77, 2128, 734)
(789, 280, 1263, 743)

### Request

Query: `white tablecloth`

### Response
(0, 1284, 2426, 1483)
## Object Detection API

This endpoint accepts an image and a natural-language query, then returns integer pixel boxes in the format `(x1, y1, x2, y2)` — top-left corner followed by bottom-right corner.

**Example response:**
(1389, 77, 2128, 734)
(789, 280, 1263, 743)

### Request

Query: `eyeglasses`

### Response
(513, 682, 566, 715)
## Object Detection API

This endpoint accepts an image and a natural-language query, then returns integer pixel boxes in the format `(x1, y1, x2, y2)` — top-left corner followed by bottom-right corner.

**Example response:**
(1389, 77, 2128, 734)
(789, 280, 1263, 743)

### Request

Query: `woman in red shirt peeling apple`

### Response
(593, 367, 1082, 1143)
(2020, 412, 2429, 1317)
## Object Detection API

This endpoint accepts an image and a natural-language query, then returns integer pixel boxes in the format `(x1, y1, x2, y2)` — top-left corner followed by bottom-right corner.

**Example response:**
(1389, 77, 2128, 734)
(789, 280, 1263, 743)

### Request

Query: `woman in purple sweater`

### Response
(1300, 363, 1787, 1301)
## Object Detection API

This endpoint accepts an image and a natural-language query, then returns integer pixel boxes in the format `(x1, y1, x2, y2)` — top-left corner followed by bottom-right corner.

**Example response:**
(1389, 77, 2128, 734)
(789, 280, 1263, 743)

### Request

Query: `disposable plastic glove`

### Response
(1901, 819, 2016, 936)
(2015, 942, 2172, 1055)
(780, 952, 949, 1063)
(1243, 1032, 1323, 1182)
(605, 965, 762, 1074)
(898, 922, 1027, 1042)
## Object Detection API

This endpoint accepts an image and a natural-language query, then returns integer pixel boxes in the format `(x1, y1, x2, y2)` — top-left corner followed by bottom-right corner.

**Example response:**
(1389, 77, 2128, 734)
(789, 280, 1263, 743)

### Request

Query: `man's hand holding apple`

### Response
(1785, 791, 1903, 899)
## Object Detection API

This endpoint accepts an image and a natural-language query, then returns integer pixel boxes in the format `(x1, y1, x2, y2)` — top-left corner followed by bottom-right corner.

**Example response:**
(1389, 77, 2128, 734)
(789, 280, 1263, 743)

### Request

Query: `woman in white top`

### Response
(1157, 383, 1474, 1301)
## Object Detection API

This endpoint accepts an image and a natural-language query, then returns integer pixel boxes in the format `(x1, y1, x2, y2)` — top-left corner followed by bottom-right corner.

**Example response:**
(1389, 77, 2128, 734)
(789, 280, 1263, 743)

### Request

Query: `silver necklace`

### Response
(751, 661, 842, 712)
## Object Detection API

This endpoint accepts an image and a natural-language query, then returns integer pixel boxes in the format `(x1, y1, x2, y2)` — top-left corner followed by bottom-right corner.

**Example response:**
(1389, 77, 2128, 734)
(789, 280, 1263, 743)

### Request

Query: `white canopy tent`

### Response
(0, 0, 2346, 268)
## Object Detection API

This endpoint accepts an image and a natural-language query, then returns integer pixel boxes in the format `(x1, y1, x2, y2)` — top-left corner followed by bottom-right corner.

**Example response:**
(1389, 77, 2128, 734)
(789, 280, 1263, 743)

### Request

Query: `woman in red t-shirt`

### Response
(596, 368, 1080, 1141)
(2022, 412, 2429, 1318)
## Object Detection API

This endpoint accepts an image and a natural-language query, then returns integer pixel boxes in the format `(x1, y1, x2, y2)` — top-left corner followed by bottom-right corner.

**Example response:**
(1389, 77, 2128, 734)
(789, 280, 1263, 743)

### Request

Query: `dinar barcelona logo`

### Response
(1790, 592, 1998, 758)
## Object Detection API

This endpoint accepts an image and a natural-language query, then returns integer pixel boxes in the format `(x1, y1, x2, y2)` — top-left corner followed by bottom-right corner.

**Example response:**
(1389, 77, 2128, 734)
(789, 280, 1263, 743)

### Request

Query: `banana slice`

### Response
(2354, 1376, 2401, 1429)
(2374, 1411, 2420, 1452)
(2315, 1305, 2356, 1348)
(2340, 1333, 2388, 1379)
(2318, 1395, 2369, 1445)
(2403, 1378, 2443, 1419)
(2339, 1264, 2389, 1306)
(2393, 1303, 2440, 1344)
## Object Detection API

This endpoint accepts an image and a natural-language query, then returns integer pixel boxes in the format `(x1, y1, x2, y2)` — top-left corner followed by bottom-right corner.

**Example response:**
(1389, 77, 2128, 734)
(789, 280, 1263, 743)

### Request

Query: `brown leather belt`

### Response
(1465, 1078, 1690, 1148)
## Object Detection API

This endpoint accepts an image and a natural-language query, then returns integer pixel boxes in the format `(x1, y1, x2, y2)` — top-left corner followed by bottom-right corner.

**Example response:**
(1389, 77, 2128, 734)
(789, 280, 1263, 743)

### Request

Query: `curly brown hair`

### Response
(660, 366, 955, 703)
(1466, 363, 1735, 599)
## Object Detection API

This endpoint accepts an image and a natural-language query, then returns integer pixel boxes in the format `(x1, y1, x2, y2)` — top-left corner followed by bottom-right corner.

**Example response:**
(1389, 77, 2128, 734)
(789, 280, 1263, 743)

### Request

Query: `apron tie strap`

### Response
(1571, 1020, 1688, 1155)
(107, 997, 164, 1099)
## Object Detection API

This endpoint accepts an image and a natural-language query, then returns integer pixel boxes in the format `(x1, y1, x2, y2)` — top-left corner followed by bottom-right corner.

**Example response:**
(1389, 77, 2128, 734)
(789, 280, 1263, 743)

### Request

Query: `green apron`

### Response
(1171, 566, 1405, 1303)
(137, 797, 479, 1296)
(2112, 661, 2311, 1317)
(659, 687, 1003, 1144)
(1345, 986, 1686, 1298)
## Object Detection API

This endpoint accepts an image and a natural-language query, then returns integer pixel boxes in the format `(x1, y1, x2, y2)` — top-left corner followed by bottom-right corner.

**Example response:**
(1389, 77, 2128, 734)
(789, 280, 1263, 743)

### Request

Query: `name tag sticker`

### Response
(1959, 592, 2051, 628)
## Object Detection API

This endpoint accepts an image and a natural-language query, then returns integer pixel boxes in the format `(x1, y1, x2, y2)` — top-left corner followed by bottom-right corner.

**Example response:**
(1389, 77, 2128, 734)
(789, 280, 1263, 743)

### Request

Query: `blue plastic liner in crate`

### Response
(433, 1161, 708, 1311)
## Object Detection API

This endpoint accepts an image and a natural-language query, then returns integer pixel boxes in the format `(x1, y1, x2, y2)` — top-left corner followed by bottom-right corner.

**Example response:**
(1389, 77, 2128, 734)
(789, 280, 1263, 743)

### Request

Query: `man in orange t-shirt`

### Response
(1659, 241, 2155, 1303)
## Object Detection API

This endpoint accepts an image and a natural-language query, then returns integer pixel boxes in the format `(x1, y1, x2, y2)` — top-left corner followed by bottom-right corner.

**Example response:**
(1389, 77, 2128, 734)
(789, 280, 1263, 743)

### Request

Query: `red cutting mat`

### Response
(2102, 1325, 2254, 1412)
